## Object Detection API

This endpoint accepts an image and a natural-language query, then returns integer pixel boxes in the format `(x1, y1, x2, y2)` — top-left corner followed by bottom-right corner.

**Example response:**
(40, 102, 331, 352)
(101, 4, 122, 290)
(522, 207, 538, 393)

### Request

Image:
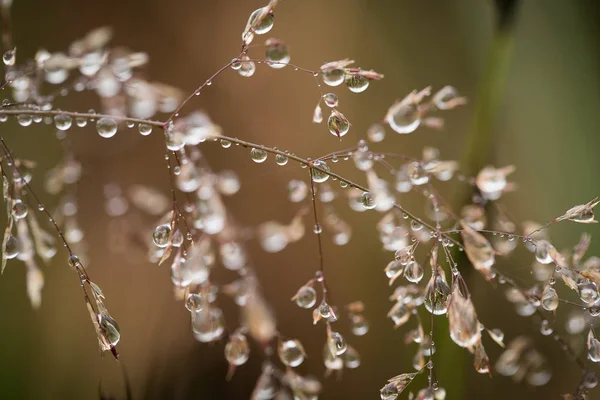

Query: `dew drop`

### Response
(96, 117, 117, 138)
(250, 148, 268, 163)
(311, 160, 330, 183)
(54, 114, 72, 131)
(220, 139, 232, 148)
(327, 111, 350, 138)
(322, 69, 345, 87)
(345, 74, 369, 93)
(17, 114, 32, 127)
(275, 153, 288, 166)
(75, 117, 87, 127)
(138, 123, 152, 136)
(323, 93, 339, 108)
(294, 286, 317, 309)
(152, 224, 171, 248)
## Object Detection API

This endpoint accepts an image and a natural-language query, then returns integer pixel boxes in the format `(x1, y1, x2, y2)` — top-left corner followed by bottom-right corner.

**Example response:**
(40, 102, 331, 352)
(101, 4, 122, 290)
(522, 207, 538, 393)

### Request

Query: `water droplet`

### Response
(360, 192, 376, 210)
(54, 114, 72, 131)
(265, 38, 290, 69)
(75, 116, 87, 127)
(238, 58, 256, 77)
(294, 285, 317, 309)
(275, 153, 288, 165)
(17, 114, 32, 127)
(99, 313, 121, 347)
(138, 123, 152, 136)
(3, 47, 16, 66)
(11, 199, 28, 219)
(231, 58, 242, 70)
(380, 383, 399, 400)
(152, 224, 171, 248)
(345, 74, 369, 93)
(313, 224, 322, 234)
(220, 139, 232, 148)
(250, 148, 268, 163)
(541, 286, 559, 311)
(323, 93, 339, 108)
(424, 267, 451, 315)
(4, 235, 19, 259)
(322, 69, 345, 87)
(96, 117, 117, 138)
(407, 162, 429, 185)
(225, 333, 250, 366)
(278, 339, 305, 367)
(404, 261, 424, 283)
(387, 103, 421, 134)
(311, 160, 330, 183)
(327, 110, 350, 138)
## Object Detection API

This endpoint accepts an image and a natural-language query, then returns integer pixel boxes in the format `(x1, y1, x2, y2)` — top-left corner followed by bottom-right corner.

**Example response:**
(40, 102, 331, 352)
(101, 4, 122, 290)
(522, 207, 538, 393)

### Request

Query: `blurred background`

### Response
(0, 0, 599, 399)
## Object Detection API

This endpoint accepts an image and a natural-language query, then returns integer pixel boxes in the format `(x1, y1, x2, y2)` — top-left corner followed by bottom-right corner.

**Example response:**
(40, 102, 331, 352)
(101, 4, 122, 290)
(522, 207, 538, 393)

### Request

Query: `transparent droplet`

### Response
(75, 116, 87, 127)
(535, 240, 554, 264)
(350, 315, 369, 336)
(323, 93, 339, 108)
(313, 224, 322, 234)
(385, 260, 403, 279)
(17, 114, 33, 127)
(311, 160, 330, 183)
(96, 117, 117, 138)
(138, 123, 152, 136)
(322, 68, 345, 87)
(220, 139, 232, 148)
(345, 74, 369, 93)
(275, 154, 288, 166)
(380, 383, 399, 400)
(4, 235, 19, 259)
(404, 261, 424, 283)
(185, 293, 203, 312)
(152, 224, 171, 248)
(278, 339, 305, 367)
(231, 58, 242, 70)
(407, 162, 429, 185)
(225, 333, 250, 366)
(360, 192, 376, 210)
(99, 313, 121, 347)
(294, 285, 317, 309)
(238, 59, 256, 77)
(11, 199, 28, 219)
(327, 110, 350, 138)
(424, 268, 451, 315)
(3, 47, 16, 66)
(541, 286, 559, 311)
(387, 103, 421, 134)
(248, 8, 275, 35)
(329, 331, 347, 355)
(265, 39, 290, 69)
(250, 148, 268, 163)
(54, 114, 72, 131)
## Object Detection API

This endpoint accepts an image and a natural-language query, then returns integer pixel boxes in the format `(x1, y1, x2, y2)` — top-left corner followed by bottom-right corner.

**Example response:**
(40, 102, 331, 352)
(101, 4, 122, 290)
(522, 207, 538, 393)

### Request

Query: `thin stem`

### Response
(308, 169, 324, 275)
(0, 108, 165, 128)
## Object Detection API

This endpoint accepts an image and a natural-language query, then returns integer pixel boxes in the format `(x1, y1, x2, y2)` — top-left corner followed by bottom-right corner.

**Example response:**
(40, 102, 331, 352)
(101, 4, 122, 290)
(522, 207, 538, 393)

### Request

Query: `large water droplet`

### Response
(96, 117, 117, 138)
(322, 69, 345, 87)
(54, 114, 72, 131)
(327, 111, 350, 138)
(345, 74, 369, 93)
(152, 224, 171, 248)
(250, 148, 268, 163)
